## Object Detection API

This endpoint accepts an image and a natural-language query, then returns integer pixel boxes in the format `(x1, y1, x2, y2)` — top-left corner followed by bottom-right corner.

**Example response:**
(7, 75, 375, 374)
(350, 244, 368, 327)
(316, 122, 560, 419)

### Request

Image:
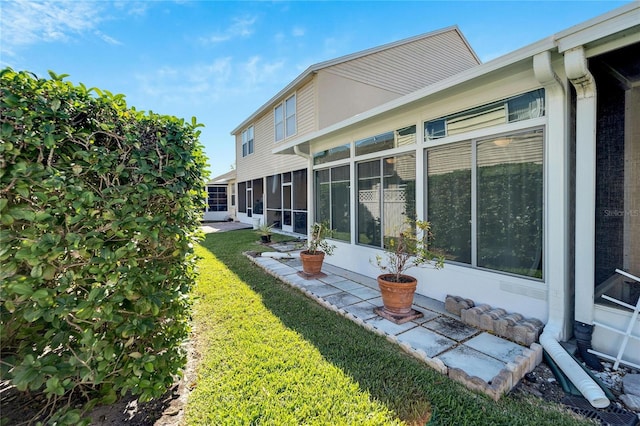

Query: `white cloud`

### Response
(134, 58, 234, 105)
(291, 26, 305, 37)
(0, 0, 113, 56)
(132, 54, 288, 111)
(242, 56, 285, 89)
(113, 1, 149, 17)
(94, 30, 122, 46)
(200, 16, 257, 44)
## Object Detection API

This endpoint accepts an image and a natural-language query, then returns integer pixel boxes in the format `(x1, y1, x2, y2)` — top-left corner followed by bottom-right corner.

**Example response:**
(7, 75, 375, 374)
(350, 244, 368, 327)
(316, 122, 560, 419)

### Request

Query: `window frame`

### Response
(206, 186, 228, 212)
(424, 89, 545, 142)
(274, 94, 297, 142)
(242, 126, 254, 157)
(425, 125, 545, 281)
(315, 164, 351, 242)
(355, 152, 416, 249)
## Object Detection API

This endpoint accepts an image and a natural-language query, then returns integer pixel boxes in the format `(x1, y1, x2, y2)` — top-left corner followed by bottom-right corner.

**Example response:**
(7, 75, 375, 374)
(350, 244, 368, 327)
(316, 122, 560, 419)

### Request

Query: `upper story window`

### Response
(242, 126, 254, 157)
(424, 89, 545, 141)
(285, 95, 296, 137)
(275, 94, 296, 142)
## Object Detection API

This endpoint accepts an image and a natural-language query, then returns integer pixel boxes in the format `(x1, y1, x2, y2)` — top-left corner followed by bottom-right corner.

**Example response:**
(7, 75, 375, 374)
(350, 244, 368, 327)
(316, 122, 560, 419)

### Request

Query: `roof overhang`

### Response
(230, 26, 468, 136)
(207, 169, 236, 185)
(273, 37, 554, 156)
(273, 2, 639, 158)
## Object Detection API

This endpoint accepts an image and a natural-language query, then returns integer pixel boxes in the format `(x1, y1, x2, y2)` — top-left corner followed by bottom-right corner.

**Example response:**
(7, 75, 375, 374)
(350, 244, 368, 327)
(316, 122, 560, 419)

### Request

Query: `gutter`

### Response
(533, 50, 609, 409)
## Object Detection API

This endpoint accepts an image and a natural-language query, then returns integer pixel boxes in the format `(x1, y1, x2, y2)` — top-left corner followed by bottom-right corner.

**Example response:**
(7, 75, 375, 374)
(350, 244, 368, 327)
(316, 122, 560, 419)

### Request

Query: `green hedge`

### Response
(0, 69, 207, 424)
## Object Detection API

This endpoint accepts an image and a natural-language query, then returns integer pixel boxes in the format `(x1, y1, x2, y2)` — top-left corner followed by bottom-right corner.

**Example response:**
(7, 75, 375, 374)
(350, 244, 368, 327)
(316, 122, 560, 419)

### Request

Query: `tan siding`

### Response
(325, 30, 478, 95)
(316, 72, 401, 128)
(296, 80, 316, 135)
(236, 102, 307, 183)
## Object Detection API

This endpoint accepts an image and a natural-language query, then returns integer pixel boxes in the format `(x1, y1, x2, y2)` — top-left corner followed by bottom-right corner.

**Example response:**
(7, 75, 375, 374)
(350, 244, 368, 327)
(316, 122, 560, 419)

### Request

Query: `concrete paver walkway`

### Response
(248, 250, 542, 401)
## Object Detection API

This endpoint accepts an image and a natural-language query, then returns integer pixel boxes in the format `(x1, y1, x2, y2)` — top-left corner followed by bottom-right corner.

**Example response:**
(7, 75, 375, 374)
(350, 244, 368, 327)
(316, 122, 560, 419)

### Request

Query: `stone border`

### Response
(246, 253, 542, 401)
(445, 295, 545, 347)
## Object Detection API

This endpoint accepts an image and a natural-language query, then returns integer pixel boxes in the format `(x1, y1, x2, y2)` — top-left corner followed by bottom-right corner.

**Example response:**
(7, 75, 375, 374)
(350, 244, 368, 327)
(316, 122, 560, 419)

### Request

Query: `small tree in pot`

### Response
(256, 222, 274, 243)
(300, 222, 336, 276)
(374, 218, 444, 315)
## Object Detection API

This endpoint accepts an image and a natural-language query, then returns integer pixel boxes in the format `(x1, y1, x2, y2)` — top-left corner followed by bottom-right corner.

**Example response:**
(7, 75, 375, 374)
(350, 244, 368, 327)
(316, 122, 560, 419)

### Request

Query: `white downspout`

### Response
(534, 51, 609, 409)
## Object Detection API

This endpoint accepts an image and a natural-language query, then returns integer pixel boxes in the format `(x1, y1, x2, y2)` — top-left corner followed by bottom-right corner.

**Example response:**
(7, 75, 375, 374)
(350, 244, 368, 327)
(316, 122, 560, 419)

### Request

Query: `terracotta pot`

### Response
(300, 250, 325, 275)
(377, 274, 418, 314)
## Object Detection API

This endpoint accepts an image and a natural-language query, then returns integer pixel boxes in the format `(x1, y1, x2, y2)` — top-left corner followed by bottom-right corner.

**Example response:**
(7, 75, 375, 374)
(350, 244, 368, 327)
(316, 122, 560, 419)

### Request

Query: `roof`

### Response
(230, 26, 479, 135)
(273, 2, 639, 156)
(207, 169, 236, 185)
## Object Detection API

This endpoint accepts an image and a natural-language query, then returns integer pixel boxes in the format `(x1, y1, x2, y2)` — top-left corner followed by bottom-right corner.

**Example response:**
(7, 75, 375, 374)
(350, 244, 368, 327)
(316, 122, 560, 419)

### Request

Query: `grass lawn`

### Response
(183, 230, 591, 425)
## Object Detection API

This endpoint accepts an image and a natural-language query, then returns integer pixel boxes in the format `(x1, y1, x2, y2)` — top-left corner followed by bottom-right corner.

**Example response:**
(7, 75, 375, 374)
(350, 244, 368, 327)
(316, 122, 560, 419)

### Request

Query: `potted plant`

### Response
(256, 222, 274, 243)
(300, 222, 336, 276)
(373, 218, 445, 315)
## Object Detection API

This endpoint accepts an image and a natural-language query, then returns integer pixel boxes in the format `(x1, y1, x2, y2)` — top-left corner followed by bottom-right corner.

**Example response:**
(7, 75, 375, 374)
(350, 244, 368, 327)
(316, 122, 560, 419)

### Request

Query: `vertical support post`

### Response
(565, 46, 597, 325)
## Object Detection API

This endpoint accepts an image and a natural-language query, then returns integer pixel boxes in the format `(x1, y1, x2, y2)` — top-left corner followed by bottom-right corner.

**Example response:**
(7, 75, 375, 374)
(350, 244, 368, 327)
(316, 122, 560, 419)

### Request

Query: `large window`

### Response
(275, 94, 296, 142)
(242, 126, 254, 157)
(315, 165, 350, 241)
(206, 186, 228, 212)
(425, 90, 545, 140)
(357, 154, 416, 248)
(427, 142, 472, 264)
(426, 128, 544, 279)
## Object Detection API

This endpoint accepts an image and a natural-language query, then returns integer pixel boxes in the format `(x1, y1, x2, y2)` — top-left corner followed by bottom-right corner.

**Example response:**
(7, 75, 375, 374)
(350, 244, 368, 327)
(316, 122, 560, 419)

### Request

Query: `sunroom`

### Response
(274, 3, 639, 369)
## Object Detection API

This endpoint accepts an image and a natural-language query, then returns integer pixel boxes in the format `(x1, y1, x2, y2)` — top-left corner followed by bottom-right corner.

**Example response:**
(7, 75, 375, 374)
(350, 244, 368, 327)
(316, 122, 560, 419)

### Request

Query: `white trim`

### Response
(272, 4, 639, 157)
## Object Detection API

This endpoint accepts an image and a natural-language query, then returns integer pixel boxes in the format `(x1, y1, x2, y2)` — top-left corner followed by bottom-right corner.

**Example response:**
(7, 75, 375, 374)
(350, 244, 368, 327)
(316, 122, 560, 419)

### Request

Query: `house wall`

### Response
(316, 71, 400, 129)
(316, 29, 479, 129)
(325, 29, 479, 94)
(297, 79, 317, 137)
(236, 114, 307, 184)
(311, 63, 554, 321)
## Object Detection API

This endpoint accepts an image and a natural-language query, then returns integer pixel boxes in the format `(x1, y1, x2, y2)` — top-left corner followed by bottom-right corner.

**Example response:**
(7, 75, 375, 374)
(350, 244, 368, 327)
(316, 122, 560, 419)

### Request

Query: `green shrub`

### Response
(0, 69, 207, 424)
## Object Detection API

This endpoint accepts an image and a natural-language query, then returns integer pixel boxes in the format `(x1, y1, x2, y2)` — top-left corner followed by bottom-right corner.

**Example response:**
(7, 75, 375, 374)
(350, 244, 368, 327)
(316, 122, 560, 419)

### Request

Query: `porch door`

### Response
(282, 183, 292, 232)
(246, 187, 252, 218)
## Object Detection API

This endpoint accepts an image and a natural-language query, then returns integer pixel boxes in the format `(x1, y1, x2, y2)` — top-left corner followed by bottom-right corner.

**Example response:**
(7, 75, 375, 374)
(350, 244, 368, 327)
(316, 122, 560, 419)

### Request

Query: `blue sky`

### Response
(1, 0, 631, 178)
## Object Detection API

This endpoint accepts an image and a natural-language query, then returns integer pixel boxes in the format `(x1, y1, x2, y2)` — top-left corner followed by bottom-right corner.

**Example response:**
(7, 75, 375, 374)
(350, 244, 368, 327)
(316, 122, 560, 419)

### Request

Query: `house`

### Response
(227, 3, 639, 407)
(272, 2, 640, 404)
(230, 27, 480, 233)
(203, 169, 236, 222)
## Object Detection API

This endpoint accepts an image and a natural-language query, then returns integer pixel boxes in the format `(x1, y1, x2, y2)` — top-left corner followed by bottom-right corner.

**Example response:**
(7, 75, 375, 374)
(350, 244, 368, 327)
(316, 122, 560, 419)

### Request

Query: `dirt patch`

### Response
(1, 339, 199, 426)
(511, 358, 640, 423)
(3, 339, 639, 425)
